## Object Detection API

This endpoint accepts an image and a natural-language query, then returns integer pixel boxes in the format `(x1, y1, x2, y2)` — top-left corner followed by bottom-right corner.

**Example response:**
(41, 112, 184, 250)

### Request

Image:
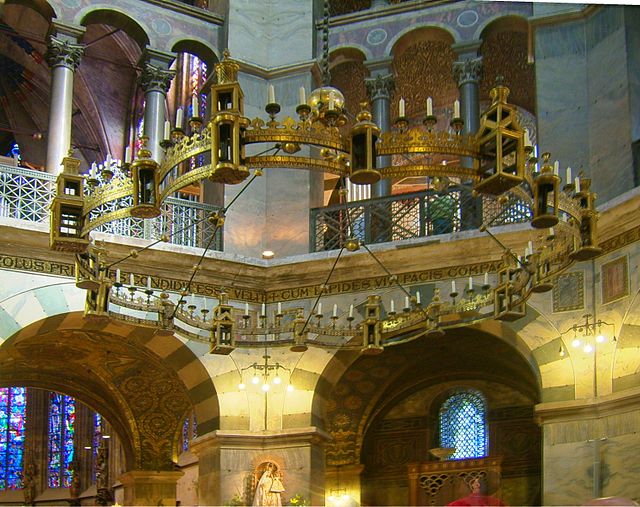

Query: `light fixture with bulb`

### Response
(561, 313, 615, 356)
(237, 351, 293, 393)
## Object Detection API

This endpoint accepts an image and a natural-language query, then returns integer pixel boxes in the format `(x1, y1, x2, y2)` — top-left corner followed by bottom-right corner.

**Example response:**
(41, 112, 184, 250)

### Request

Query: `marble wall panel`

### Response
(624, 7, 640, 143)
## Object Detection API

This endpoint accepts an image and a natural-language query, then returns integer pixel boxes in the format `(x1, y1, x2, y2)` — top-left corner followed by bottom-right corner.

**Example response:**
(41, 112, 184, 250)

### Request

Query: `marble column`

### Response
(119, 470, 184, 506)
(452, 47, 483, 229)
(139, 49, 176, 163)
(44, 22, 85, 175)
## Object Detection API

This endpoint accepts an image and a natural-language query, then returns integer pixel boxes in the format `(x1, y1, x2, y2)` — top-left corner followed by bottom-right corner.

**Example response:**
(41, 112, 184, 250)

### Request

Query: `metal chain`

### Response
(321, 0, 331, 85)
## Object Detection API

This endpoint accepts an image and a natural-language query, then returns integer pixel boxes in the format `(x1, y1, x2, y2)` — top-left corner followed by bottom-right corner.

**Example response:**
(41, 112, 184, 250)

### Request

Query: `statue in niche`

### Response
(252, 461, 285, 507)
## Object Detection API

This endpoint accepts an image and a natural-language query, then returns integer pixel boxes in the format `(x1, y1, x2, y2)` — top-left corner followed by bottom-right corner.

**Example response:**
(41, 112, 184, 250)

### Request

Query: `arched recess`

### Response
(321, 326, 542, 506)
(4, 0, 56, 20)
(478, 16, 535, 115)
(390, 27, 457, 123)
(0, 312, 219, 470)
(78, 8, 150, 50)
(171, 39, 219, 70)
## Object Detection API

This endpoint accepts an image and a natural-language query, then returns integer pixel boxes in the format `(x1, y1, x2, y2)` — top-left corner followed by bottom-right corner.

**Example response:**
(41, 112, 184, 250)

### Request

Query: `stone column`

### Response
(45, 22, 85, 175)
(139, 49, 176, 163)
(119, 470, 184, 506)
(452, 43, 483, 229)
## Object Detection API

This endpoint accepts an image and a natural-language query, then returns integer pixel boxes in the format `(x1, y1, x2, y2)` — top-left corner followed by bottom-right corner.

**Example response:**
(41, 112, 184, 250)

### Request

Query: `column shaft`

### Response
(143, 89, 166, 163)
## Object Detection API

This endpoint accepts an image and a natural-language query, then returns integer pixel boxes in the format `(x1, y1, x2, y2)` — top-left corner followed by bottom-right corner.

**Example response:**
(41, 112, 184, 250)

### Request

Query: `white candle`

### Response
(192, 95, 199, 116)
(328, 92, 335, 110)
(484, 272, 489, 286)
(426, 97, 433, 116)
(528, 241, 533, 256)
(468, 276, 473, 290)
(553, 160, 559, 175)
(90, 162, 97, 178)
(524, 128, 531, 147)
(575, 177, 581, 193)
(451, 280, 456, 293)
(268, 84, 276, 104)
(416, 291, 421, 305)
(163, 121, 170, 141)
(349, 304, 354, 318)
(176, 108, 184, 129)
(317, 302, 322, 315)
(129, 273, 135, 286)
(333, 304, 338, 317)
(115, 269, 121, 283)
(261, 303, 266, 316)
(298, 86, 306, 105)
(124, 146, 131, 164)
(390, 299, 395, 313)
(278, 302, 282, 315)
(533, 145, 538, 158)
(405, 296, 410, 309)
(147, 276, 152, 290)
(106, 154, 112, 169)
(399, 97, 405, 117)
(566, 166, 572, 184)
(244, 302, 249, 315)
(453, 100, 460, 118)
(549, 227, 554, 237)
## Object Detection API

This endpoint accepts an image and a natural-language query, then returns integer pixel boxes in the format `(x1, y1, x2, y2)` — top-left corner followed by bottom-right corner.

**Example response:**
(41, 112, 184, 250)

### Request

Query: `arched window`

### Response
(0, 387, 27, 489)
(47, 393, 75, 488)
(439, 389, 487, 459)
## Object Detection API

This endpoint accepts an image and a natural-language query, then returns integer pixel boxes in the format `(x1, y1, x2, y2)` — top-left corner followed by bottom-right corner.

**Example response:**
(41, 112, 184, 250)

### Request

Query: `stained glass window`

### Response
(181, 412, 197, 452)
(439, 390, 487, 459)
(48, 393, 75, 488)
(0, 387, 27, 489)
(92, 412, 102, 481)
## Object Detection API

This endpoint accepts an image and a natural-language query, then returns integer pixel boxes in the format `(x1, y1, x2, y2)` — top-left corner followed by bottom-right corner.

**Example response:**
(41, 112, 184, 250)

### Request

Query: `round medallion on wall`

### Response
(366, 28, 388, 46)
(151, 18, 172, 36)
(456, 10, 479, 28)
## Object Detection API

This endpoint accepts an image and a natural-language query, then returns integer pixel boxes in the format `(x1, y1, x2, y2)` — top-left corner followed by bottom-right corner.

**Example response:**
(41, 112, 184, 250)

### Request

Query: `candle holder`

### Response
(171, 128, 186, 141)
(160, 139, 174, 150)
(450, 117, 464, 134)
(200, 308, 209, 322)
(296, 104, 311, 121)
(189, 117, 203, 132)
(266, 102, 281, 122)
(101, 167, 114, 182)
(187, 304, 197, 318)
(423, 114, 437, 131)
(394, 116, 408, 132)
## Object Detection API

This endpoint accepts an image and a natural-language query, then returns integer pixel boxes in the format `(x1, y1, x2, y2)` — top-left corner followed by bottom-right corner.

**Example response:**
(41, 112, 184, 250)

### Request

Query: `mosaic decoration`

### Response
(602, 256, 629, 304)
(0, 387, 27, 489)
(48, 393, 75, 488)
(439, 390, 487, 459)
(553, 271, 584, 312)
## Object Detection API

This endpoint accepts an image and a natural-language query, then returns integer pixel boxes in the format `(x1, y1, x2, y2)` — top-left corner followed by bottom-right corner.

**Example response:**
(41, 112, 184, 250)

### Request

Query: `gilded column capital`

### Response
(365, 73, 395, 102)
(139, 63, 176, 94)
(45, 35, 84, 71)
(453, 57, 483, 87)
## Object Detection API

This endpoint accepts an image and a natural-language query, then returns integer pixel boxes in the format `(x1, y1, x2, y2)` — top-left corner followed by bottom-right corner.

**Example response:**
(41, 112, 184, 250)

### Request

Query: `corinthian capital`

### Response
(45, 36, 84, 71)
(139, 63, 175, 94)
(453, 57, 483, 87)
(365, 73, 395, 102)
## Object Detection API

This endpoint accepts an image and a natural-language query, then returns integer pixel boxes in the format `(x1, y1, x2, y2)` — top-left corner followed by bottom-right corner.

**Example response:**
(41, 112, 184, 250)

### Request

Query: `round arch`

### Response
(0, 312, 219, 470)
(76, 7, 150, 49)
(387, 25, 458, 59)
(4, 0, 56, 20)
(170, 38, 219, 70)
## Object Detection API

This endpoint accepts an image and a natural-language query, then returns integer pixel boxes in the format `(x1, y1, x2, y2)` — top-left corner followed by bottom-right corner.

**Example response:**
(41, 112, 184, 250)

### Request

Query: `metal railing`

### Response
(310, 185, 532, 252)
(0, 163, 223, 250)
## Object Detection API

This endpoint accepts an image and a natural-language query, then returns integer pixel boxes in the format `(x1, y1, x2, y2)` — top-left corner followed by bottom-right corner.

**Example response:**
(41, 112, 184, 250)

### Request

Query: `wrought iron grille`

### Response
(0, 163, 222, 250)
(439, 390, 488, 459)
(310, 186, 531, 252)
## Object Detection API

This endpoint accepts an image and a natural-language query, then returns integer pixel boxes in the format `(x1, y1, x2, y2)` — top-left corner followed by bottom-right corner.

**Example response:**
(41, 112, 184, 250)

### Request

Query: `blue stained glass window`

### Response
(439, 390, 487, 459)
(0, 387, 27, 489)
(48, 393, 75, 488)
(92, 412, 102, 481)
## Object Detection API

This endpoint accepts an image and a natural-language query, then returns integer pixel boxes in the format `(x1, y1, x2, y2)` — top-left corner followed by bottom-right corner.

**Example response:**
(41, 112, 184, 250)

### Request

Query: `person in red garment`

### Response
(448, 476, 506, 506)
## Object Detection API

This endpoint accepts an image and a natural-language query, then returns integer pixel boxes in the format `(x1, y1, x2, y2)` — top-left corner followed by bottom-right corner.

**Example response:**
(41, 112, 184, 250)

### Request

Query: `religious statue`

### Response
(252, 462, 285, 507)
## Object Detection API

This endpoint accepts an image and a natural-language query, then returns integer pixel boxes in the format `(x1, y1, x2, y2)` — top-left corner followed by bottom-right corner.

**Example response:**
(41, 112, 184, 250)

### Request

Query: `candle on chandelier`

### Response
(147, 276, 152, 290)
(298, 86, 306, 105)
(416, 291, 421, 305)
(451, 280, 456, 293)
(333, 304, 338, 318)
(192, 95, 199, 117)
(106, 154, 112, 168)
(317, 302, 323, 316)
(349, 304, 354, 318)
(89, 162, 97, 178)
(176, 108, 184, 129)
(468, 276, 473, 290)
(261, 303, 266, 316)
(574, 177, 581, 193)
(405, 296, 410, 309)
(399, 97, 406, 117)
(426, 97, 433, 116)
(268, 84, 276, 104)
(553, 160, 559, 176)
(390, 299, 395, 313)
(549, 227, 555, 237)
(244, 302, 249, 316)
(453, 99, 460, 118)
(124, 146, 131, 164)
(115, 269, 121, 284)
(524, 128, 531, 147)
(163, 121, 171, 141)
(566, 166, 572, 184)
(528, 241, 533, 256)
(277, 302, 282, 315)
(129, 273, 135, 286)
(484, 272, 489, 286)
